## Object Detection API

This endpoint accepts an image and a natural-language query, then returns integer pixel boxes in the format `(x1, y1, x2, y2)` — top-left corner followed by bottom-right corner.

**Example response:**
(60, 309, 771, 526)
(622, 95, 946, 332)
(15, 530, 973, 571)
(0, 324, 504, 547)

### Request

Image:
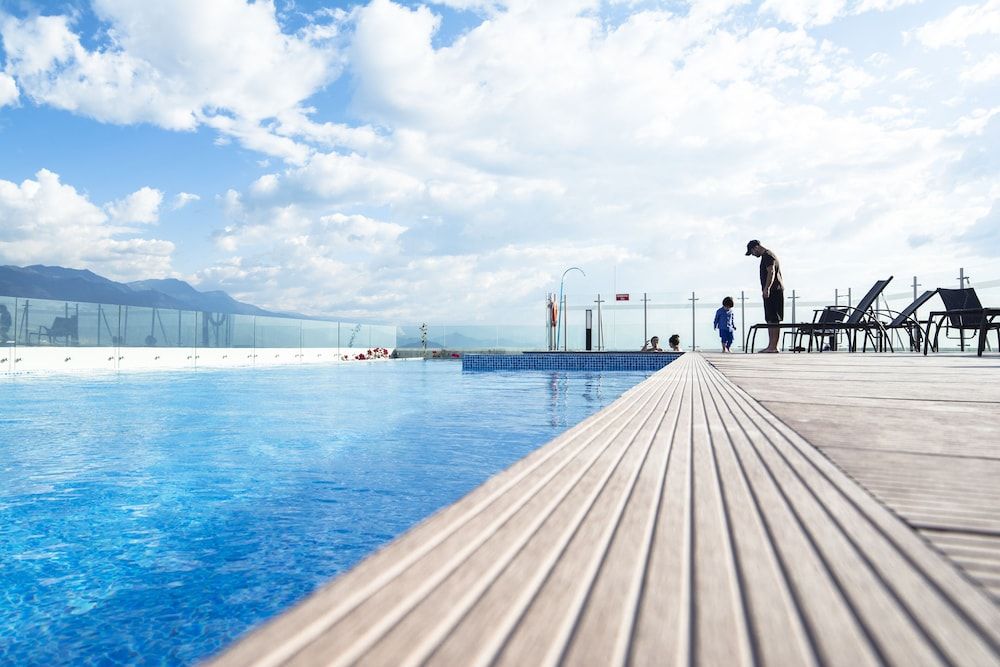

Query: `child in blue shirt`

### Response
(713, 296, 736, 352)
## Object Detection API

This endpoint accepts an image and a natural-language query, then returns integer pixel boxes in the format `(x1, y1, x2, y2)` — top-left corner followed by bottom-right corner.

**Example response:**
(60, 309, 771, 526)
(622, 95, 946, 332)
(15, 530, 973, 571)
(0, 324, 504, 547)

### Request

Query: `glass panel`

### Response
(0, 295, 15, 345)
(301, 320, 338, 348)
(254, 316, 301, 348)
(223, 314, 253, 348)
(341, 322, 364, 349)
(370, 324, 396, 349)
(73, 302, 106, 346)
(120, 306, 155, 347)
(17, 298, 81, 346)
(196, 312, 240, 348)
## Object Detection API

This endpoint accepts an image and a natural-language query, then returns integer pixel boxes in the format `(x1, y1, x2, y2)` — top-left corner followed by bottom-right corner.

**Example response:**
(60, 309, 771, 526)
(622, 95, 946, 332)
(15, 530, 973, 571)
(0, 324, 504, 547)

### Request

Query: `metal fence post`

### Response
(642, 292, 649, 346)
(689, 291, 699, 350)
(740, 290, 746, 351)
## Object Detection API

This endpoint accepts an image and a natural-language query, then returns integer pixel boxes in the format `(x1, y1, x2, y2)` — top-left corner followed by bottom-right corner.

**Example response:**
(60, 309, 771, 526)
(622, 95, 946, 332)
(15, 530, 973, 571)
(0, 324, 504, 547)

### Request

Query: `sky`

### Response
(0, 0, 998, 323)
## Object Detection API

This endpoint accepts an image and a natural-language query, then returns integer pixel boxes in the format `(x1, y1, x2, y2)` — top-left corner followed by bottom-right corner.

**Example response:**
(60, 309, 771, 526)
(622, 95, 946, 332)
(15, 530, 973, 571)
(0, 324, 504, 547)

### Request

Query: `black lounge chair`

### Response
(923, 288, 1000, 357)
(29, 315, 79, 346)
(876, 289, 937, 352)
(782, 305, 849, 352)
(748, 277, 892, 353)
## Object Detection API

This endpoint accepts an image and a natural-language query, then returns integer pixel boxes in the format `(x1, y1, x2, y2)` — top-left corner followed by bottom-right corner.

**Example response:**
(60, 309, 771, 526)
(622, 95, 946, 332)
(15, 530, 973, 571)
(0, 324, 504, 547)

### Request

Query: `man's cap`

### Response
(745, 239, 760, 255)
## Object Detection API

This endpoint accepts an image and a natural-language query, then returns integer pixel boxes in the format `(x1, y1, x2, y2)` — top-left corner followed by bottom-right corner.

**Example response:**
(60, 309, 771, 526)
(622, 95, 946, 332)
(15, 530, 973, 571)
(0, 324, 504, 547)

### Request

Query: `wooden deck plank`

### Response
(709, 352, 1000, 609)
(210, 353, 1000, 667)
(701, 361, 999, 665)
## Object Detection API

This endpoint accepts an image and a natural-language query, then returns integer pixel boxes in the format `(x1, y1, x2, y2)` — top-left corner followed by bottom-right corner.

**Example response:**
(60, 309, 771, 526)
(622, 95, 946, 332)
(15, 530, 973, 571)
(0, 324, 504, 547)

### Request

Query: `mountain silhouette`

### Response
(0, 265, 287, 317)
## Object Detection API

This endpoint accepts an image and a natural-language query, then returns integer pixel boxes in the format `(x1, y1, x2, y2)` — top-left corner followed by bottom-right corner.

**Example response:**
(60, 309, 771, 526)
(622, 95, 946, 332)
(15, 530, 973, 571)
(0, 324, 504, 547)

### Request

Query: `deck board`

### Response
(709, 351, 1000, 604)
(210, 353, 1000, 666)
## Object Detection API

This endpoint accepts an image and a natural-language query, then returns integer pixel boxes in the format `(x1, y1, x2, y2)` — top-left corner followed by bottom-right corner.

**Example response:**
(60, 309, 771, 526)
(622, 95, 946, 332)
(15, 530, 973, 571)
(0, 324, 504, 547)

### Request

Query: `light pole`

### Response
(556, 267, 585, 350)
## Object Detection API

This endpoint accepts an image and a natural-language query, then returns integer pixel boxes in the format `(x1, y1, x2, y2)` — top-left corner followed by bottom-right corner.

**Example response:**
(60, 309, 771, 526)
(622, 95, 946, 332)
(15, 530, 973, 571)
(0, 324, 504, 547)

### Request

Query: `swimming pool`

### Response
(0, 361, 652, 665)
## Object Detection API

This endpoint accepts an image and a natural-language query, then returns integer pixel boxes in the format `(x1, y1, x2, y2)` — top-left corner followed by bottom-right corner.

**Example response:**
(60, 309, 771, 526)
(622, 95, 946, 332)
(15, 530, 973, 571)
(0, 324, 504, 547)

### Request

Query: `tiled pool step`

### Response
(462, 351, 683, 371)
(211, 353, 1000, 666)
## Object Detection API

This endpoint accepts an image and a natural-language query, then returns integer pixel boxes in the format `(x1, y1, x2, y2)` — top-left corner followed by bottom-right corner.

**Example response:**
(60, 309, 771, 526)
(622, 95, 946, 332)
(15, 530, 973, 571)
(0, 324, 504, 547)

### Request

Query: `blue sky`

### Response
(1, 0, 998, 321)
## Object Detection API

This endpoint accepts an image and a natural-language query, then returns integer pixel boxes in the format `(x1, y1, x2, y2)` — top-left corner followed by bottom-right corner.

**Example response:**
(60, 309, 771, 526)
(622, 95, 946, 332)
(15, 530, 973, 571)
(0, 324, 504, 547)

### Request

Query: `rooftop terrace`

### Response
(211, 352, 1000, 666)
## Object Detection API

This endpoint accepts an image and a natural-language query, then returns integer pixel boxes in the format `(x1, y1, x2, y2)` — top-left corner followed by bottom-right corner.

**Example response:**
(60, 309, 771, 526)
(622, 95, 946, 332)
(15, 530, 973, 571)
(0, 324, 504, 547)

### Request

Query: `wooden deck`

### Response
(211, 353, 1000, 666)
(709, 352, 1000, 602)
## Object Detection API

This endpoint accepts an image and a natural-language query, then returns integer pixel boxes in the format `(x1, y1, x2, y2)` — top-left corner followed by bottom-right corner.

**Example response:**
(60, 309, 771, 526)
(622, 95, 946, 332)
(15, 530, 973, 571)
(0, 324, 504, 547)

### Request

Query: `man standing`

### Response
(746, 240, 784, 353)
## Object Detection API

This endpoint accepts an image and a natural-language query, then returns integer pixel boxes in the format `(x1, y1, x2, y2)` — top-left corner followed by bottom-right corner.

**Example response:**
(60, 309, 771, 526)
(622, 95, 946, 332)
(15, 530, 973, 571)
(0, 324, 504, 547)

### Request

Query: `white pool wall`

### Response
(0, 346, 395, 375)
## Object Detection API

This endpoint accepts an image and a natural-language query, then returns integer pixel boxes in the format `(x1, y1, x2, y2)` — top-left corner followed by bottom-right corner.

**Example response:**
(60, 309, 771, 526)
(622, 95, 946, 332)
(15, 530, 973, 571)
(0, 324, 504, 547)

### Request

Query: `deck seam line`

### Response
(695, 360, 757, 667)
(328, 374, 678, 667)
(710, 359, 1000, 631)
(706, 365, 955, 664)
(699, 361, 821, 666)
(538, 367, 687, 667)
(457, 362, 690, 667)
(706, 357, 1000, 656)
(243, 366, 672, 667)
(703, 362, 887, 663)
(618, 362, 686, 667)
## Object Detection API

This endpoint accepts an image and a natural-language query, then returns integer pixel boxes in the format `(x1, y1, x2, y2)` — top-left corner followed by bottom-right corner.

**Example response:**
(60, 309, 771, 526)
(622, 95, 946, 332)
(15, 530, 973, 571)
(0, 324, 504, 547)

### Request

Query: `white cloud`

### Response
(759, 0, 921, 27)
(0, 1, 342, 156)
(170, 0, 998, 322)
(0, 72, 18, 107)
(0, 170, 174, 279)
(961, 53, 1000, 83)
(910, 0, 1000, 49)
(107, 186, 163, 224)
(3, 2, 998, 323)
(171, 192, 200, 210)
(760, 0, 849, 27)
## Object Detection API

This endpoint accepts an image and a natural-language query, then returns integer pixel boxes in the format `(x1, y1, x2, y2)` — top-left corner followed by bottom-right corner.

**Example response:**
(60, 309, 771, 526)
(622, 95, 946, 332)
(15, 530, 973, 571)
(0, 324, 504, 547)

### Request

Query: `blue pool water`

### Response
(0, 361, 651, 665)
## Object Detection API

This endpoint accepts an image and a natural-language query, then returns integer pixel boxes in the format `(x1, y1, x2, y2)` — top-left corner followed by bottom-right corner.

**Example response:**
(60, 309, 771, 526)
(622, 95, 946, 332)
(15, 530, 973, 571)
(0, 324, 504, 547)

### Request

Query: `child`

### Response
(641, 335, 663, 352)
(714, 296, 737, 352)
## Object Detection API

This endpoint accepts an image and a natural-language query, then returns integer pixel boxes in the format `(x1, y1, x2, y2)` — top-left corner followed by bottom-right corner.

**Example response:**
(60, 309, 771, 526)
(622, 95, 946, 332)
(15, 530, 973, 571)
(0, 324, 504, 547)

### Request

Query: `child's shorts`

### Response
(720, 330, 734, 347)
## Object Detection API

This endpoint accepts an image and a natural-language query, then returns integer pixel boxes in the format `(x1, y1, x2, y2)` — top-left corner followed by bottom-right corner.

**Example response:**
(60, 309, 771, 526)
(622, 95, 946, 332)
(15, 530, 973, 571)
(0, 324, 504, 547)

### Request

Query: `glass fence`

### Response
(0, 295, 397, 350)
(397, 268, 1000, 353)
(4, 266, 997, 354)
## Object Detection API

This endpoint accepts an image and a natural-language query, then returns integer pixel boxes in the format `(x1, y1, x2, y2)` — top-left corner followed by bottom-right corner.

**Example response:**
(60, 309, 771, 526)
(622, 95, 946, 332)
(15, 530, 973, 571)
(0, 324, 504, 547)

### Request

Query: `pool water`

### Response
(0, 361, 651, 665)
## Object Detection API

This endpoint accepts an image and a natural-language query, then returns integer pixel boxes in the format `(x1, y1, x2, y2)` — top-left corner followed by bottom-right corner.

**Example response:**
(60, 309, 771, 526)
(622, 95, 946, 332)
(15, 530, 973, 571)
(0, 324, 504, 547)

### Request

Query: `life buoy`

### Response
(551, 302, 558, 326)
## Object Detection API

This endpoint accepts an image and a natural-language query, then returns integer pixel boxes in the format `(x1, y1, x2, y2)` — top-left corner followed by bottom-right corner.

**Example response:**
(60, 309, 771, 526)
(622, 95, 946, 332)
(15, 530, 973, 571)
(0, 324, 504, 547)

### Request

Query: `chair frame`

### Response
(922, 288, 1000, 356)
(28, 315, 79, 346)
(872, 290, 937, 353)
(746, 278, 893, 353)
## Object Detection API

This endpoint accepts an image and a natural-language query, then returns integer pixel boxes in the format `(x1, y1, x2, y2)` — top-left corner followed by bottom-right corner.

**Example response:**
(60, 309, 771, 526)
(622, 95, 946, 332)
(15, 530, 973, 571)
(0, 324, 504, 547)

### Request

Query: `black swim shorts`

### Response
(763, 289, 784, 324)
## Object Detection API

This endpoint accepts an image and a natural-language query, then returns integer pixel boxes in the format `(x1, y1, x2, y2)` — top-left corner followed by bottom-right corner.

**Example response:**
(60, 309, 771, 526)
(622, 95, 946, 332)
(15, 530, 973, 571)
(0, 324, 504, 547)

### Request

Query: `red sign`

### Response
(615, 293, 630, 301)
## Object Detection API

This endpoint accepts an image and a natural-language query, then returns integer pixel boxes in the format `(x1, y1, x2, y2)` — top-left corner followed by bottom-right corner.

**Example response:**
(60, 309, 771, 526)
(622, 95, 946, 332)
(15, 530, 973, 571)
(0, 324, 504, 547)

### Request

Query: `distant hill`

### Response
(0, 265, 288, 317)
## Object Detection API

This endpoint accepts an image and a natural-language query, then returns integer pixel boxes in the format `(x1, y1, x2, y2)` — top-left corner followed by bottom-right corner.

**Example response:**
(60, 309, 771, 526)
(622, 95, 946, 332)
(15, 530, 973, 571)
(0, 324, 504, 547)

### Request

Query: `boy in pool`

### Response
(640, 335, 663, 352)
(713, 296, 736, 352)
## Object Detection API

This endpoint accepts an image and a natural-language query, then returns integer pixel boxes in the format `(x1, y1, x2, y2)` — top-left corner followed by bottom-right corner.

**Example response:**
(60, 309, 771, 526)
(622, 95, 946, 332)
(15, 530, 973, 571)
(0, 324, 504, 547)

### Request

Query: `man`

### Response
(746, 240, 784, 353)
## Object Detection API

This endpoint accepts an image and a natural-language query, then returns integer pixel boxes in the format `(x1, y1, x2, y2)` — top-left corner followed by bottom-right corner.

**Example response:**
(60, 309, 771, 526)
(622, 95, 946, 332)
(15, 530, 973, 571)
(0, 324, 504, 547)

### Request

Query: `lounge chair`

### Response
(780, 306, 849, 352)
(923, 288, 1000, 357)
(29, 315, 79, 346)
(875, 290, 937, 352)
(748, 277, 893, 353)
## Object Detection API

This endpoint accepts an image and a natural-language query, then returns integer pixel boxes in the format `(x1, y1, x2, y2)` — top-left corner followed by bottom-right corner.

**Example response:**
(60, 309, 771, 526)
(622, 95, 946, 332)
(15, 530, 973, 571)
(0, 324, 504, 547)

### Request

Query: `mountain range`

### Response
(0, 265, 288, 317)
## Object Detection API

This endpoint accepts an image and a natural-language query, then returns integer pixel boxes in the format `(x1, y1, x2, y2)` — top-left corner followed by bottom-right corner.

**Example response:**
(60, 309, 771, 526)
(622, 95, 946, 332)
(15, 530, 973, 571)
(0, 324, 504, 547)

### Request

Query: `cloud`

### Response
(961, 200, 1000, 254)
(107, 186, 163, 224)
(0, 1, 341, 156)
(0, 72, 17, 107)
(171, 192, 200, 210)
(0, 170, 174, 279)
(760, 0, 921, 27)
(4, 2, 998, 322)
(961, 53, 1000, 83)
(166, 0, 998, 321)
(910, 0, 1000, 49)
